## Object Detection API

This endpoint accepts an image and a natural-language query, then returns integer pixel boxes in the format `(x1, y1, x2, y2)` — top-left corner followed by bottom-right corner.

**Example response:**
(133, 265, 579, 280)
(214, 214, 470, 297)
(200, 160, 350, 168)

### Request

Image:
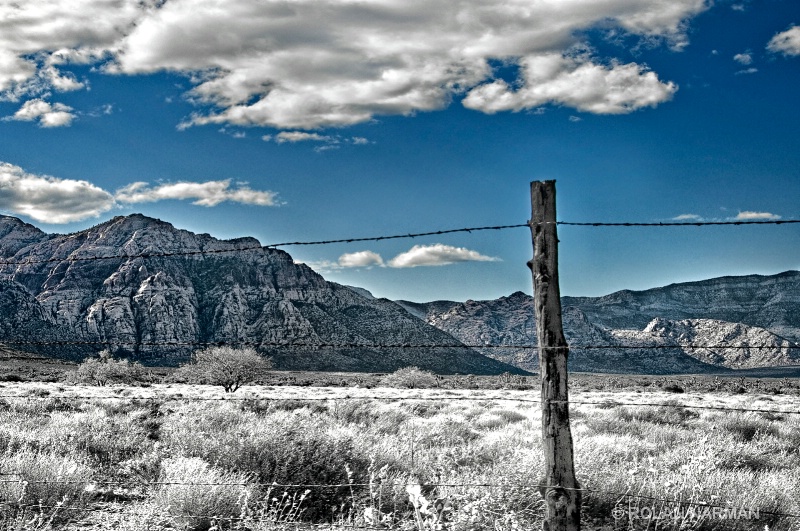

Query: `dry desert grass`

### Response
(0, 381, 797, 530)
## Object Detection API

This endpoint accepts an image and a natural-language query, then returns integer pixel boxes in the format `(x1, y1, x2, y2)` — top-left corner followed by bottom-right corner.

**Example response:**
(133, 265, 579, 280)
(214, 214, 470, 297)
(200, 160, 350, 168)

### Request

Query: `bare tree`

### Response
(177, 347, 272, 392)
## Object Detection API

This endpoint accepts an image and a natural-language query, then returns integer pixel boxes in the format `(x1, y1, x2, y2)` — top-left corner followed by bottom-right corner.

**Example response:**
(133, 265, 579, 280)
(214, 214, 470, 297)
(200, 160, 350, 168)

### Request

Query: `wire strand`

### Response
(1, 339, 798, 350)
(0, 218, 795, 266)
(1, 393, 799, 415)
(557, 219, 800, 227)
(3, 484, 799, 521)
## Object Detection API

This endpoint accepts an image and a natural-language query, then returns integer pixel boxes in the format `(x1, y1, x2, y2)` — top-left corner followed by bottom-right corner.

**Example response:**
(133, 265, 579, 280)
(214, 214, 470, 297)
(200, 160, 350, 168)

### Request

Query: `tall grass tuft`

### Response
(161, 404, 370, 520)
(0, 449, 93, 526)
(152, 457, 252, 531)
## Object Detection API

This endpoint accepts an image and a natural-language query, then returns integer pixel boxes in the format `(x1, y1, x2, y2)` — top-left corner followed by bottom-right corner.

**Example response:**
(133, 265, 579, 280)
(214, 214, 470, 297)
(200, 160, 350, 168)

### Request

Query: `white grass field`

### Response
(0, 381, 798, 530)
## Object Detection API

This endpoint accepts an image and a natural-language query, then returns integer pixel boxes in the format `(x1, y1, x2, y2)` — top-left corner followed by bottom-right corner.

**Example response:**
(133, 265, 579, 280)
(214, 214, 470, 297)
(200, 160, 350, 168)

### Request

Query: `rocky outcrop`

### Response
(638, 317, 798, 369)
(0, 214, 523, 375)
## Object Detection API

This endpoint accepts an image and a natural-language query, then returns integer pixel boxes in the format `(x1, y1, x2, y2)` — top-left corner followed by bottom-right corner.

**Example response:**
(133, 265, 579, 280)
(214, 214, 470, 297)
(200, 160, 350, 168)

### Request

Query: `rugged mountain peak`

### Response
(69, 213, 264, 256)
(0, 215, 46, 235)
(0, 215, 50, 257)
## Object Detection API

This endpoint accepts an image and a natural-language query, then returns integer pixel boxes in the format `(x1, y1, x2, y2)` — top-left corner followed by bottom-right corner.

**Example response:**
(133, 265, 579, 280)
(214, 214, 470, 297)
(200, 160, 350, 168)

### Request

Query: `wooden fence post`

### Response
(528, 180, 581, 531)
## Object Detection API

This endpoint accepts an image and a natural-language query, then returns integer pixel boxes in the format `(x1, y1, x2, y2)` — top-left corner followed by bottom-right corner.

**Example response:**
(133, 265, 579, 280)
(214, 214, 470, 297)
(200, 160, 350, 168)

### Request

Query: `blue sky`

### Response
(1, 0, 798, 302)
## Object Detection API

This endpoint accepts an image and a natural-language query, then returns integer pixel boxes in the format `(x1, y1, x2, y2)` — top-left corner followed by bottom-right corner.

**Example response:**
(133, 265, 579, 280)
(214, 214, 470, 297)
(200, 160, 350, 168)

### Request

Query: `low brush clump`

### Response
(0, 449, 93, 526)
(153, 457, 252, 531)
(380, 367, 440, 389)
(160, 402, 370, 520)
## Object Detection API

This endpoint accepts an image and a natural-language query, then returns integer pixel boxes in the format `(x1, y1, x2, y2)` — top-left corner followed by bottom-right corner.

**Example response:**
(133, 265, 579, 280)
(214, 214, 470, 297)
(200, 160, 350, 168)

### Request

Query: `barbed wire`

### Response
(552, 400, 800, 415)
(0, 218, 796, 266)
(264, 223, 530, 248)
(0, 393, 799, 416)
(0, 394, 542, 403)
(1, 483, 798, 522)
(1, 339, 798, 350)
(265, 218, 800, 247)
(557, 220, 800, 227)
(0, 244, 266, 266)
(0, 224, 530, 266)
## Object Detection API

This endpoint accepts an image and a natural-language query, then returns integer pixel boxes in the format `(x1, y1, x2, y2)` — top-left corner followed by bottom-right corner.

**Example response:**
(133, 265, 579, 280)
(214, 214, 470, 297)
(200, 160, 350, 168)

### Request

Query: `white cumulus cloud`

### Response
(0, 0, 708, 129)
(673, 214, 702, 221)
(115, 180, 278, 207)
(462, 55, 677, 115)
(338, 251, 385, 268)
(387, 244, 500, 268)
(767, 26, 800, 56)
(733, 52, 752, 65)
(734, 211, 781, 221)
(9, 98, 75, 127)
(0, 162, 115, 223)
(0, 1, 145, 96)
(0, 161, 279, 224)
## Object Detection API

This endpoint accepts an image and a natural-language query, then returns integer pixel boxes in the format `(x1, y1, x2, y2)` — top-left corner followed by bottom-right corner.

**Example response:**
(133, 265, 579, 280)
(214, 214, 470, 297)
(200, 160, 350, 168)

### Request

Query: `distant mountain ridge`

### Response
(397, 271, 800, 374)
(562, 271, 800, 343)
(0, 214, 522, 375)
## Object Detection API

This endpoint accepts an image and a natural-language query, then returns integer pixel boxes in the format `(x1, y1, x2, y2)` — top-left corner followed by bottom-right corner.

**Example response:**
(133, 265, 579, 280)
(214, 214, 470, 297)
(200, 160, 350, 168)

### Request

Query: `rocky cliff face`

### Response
(0, 214, 522, 375)
(398, 272, 800, 374)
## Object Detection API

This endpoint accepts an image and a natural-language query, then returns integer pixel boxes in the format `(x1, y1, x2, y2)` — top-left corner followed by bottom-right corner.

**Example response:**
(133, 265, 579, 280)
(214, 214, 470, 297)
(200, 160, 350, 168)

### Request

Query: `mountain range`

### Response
(0, 214, 520, 375)
(1, 213, 797, 375)
(397, 271, 800, 373)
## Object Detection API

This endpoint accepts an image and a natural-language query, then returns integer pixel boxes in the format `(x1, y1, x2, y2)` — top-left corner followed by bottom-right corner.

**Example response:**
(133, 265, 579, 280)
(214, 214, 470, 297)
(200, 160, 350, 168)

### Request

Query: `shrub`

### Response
(153, 457, 253, 531)
(161, 405, 369, 520)
(380, 367, 439, 389)
(173, 347, 272, 392)
(0, 449, 93, 524)
(66, 350, 146, 386)
(718, 414, 779, 442)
